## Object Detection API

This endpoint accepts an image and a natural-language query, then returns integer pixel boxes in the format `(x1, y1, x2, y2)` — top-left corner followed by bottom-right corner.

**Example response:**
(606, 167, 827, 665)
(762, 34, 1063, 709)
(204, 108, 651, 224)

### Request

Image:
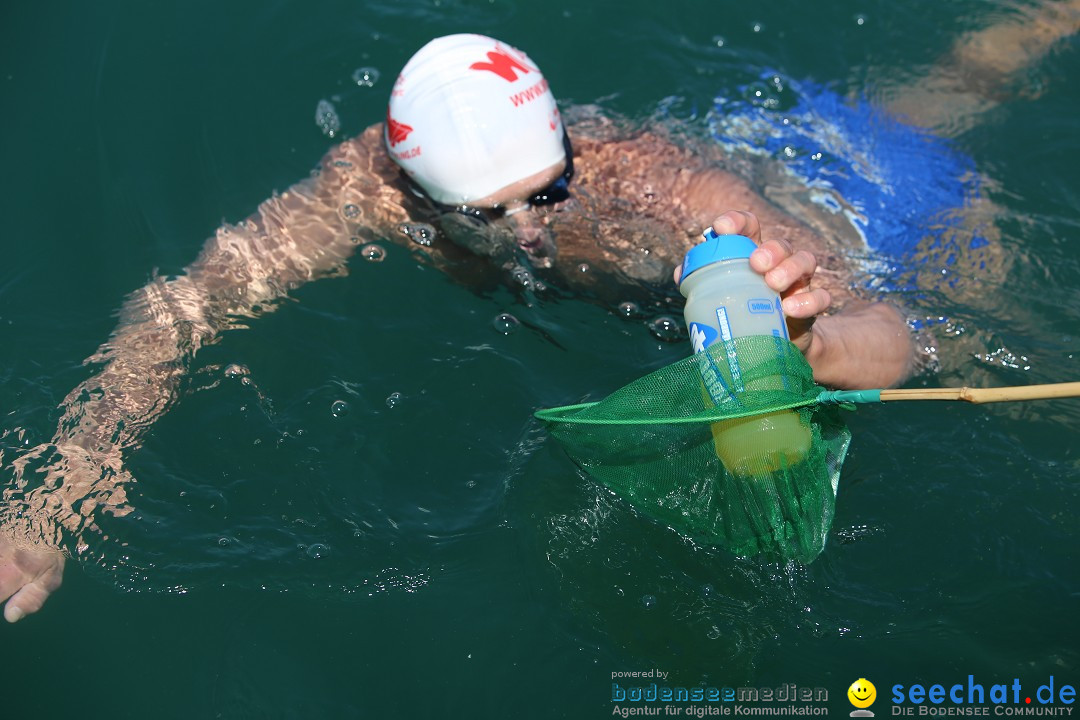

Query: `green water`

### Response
(3, 0, 1079, 717)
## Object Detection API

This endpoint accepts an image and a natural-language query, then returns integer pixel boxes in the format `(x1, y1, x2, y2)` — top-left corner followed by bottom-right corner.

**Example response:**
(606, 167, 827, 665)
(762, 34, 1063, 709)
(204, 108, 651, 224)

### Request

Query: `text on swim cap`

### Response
(509, 77, 550, 108)
(393, 146, 421, 161)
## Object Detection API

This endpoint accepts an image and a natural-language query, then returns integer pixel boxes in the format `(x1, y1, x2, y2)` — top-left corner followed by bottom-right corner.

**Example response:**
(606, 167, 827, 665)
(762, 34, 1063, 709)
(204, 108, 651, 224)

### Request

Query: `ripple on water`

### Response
(223, 363, 250, 379)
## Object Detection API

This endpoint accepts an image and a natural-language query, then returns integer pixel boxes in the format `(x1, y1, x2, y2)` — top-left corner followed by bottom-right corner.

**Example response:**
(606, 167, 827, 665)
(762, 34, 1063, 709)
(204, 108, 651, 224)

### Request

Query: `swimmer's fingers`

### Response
(781, 287, 832, 320)
(753, 243, 813, 292)
(0, 542, 65, 622)
(674, 210, 763, 284)
(709, 210, 761, 243)
(753, 245, 832, 317)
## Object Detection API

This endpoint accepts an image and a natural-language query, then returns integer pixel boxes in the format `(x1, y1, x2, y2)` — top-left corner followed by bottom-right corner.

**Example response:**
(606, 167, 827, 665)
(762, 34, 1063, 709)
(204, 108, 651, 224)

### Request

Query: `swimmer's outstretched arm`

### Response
(683, 211, 915, 390)
(1, 126, 403, 622)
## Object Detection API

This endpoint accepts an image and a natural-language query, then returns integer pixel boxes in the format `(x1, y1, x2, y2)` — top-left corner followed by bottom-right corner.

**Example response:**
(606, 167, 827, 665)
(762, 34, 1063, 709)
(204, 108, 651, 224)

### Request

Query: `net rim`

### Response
(533, 395, 821, 426)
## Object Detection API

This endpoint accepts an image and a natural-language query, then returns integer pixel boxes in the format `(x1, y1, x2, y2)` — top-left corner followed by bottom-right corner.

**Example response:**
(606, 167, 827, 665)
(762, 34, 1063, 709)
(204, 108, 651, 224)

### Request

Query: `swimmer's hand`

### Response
(676, 210, 915, 388)
(675, 210, 832, 354)
(1, 441, 133, 623)
(0, 536, 64, 623)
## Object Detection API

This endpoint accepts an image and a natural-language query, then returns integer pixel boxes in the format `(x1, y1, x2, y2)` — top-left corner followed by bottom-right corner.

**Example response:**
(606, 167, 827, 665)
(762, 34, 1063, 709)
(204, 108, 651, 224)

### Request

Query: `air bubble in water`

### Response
(577, 263, 590, 273)
(351, 66, 380, 87)
(398, 222, 436, 247)
(360, 244, 386, 262)
(306, 543, 330, 559)
(342, 203, 361, 219)
(617, 301, 641, 318)
(509, 264, 543, 291)
(315, 99, 340, 138)
(745, 81, 781, 109)
(493, 313, 520, 335)
(712, 35, 725, 47)
(386, 392, 402, 409)
(751, 21, 765, 32)
(648, 316, 683, 342)
(331, 400, 350, 418)
(854, 13, 868, 25)
(641, 594, 657, 609)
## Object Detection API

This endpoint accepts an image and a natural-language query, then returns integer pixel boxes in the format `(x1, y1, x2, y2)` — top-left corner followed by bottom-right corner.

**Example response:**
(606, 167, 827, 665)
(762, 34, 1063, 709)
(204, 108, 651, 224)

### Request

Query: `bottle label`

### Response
(747, 298, 775, 314)
(688, 322, 718, 354)
(715, 307, 733, 340)
(715, 307, 744, 393)
(689, 312, 746, 405)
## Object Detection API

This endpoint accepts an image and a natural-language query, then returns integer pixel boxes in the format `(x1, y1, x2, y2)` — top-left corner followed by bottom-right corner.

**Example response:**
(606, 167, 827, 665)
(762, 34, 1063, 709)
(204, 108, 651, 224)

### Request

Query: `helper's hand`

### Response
(675, 210, 832, 354)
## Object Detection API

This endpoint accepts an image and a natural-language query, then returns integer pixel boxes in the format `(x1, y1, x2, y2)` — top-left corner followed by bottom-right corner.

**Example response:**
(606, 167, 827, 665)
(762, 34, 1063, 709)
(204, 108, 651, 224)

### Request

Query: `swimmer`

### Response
(5, 7, 1079, 621)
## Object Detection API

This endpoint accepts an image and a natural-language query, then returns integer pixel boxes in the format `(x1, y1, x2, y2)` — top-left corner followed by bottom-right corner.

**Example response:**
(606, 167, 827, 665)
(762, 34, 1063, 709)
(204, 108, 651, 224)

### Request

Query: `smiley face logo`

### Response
(848, 678, 877, 710)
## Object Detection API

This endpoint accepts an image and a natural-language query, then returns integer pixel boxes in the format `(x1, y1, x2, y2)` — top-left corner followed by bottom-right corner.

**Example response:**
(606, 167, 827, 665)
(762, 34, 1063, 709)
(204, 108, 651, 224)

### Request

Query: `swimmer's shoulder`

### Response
(302, 123, 412, 231)
(565, 112, 856, 305)
(569, 122, 766, 230)
(318, 123, 400, 183)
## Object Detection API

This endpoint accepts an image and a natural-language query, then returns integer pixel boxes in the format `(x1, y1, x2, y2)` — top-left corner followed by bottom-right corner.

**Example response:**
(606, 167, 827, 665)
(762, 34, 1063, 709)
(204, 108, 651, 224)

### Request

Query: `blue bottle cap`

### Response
(678, 229, 758, 285)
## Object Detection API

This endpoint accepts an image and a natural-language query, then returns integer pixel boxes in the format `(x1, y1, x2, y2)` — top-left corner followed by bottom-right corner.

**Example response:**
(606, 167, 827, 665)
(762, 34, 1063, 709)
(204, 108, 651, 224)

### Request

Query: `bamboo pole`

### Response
(878, 381, 1080, 404)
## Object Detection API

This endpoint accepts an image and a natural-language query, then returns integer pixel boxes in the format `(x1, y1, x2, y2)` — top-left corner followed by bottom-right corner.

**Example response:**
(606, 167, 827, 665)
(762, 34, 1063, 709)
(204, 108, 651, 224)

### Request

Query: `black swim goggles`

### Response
(412, 131, 575, 224)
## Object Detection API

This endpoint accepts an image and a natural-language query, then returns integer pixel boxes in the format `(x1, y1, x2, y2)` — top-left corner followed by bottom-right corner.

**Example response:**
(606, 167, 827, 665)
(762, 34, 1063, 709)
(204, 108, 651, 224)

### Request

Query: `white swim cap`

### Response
(385, 34, 567, 206)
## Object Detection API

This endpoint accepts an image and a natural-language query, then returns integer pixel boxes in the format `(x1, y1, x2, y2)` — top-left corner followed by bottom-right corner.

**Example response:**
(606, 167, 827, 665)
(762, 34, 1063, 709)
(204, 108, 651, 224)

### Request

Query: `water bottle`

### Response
(679, 228, 811, 476)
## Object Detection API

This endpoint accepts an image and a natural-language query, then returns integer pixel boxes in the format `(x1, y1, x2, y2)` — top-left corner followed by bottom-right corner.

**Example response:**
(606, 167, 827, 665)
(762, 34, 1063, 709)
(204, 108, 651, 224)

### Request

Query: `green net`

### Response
(535, 336, 851, 563)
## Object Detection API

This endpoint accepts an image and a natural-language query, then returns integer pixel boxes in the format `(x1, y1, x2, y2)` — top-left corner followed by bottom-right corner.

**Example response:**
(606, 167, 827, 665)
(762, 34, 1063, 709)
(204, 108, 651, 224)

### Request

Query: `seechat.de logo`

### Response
(849, 678, 877, 718)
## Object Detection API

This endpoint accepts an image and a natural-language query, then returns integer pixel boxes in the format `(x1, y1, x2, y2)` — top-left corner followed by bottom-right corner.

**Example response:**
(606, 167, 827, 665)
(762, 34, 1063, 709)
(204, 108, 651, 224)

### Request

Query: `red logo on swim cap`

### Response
(469, 48, 532, 82)
(386, 110, 414, 147)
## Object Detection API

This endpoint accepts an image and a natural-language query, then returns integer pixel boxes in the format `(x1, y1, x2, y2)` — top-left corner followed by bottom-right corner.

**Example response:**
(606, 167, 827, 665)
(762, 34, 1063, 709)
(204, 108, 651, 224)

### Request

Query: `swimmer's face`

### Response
(435, 157, 568, 266)
(436, 203, 559, 268)
(847, 679, 876, 709)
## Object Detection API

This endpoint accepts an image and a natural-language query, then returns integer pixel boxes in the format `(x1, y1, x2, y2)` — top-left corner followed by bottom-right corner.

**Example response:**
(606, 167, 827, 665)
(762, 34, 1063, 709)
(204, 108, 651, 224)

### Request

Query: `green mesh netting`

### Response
(535, 336, 851, 563)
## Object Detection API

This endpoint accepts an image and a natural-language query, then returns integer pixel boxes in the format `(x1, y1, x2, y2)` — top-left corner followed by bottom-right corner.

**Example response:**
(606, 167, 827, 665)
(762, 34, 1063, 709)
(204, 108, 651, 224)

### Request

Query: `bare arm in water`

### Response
(0, 127, 406, 622)
(887, 0, 1080, 134)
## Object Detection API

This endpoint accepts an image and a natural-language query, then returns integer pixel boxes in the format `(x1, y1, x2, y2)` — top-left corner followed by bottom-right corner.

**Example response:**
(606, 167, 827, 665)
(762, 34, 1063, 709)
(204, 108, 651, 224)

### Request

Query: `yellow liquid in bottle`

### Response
(710, 409, 811, 477)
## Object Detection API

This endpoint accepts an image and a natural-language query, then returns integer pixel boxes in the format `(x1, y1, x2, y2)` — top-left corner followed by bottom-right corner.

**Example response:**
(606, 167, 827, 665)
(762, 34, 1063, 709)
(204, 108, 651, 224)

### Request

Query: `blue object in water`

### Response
(709, 74, 987, 262)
